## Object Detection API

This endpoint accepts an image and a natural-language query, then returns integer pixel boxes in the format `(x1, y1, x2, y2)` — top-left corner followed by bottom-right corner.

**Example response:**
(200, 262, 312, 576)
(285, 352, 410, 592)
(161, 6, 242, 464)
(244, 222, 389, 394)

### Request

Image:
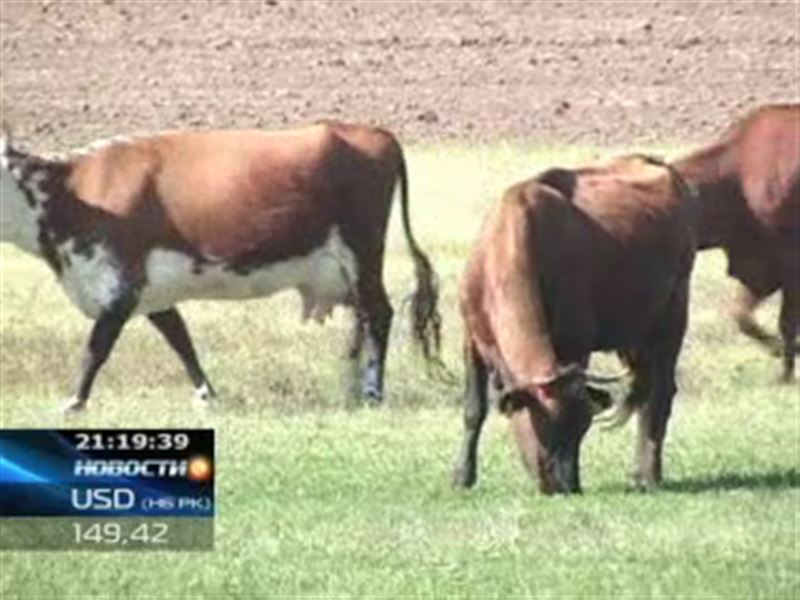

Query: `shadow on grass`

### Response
(661, 468, 799, 494)
(595, 468, 798, 495)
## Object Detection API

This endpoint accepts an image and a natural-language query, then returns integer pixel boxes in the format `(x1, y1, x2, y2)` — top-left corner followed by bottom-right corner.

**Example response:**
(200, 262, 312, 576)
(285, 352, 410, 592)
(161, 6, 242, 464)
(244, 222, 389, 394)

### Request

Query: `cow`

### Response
(671, 104, 799, 381)
(0, 121, 441, 412)
(451, 154, 697, 494)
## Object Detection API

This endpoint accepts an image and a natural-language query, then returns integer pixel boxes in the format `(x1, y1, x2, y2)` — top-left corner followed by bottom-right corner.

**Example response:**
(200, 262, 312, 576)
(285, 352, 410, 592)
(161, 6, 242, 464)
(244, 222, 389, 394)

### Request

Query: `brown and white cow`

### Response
(0, 121, 441, 411)
(452, 155, 697, 494)
(672, 104, 799, 381)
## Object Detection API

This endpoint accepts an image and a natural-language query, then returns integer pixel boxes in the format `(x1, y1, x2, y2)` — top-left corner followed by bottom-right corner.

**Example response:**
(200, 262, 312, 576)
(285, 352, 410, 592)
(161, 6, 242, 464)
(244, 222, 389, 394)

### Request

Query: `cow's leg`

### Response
(344, 308, 366, 398)
(633, 370, 674, 490)
(347, 310, 366, 361)
(633, 281, 689, 490)
(62, 300, 135, 413)
(147, 308, 216, 404)
(360, 280, 393, 403)
(778, 281, 798, 382)
(730, 284, 780, 352)
(452, 344, 490, 488)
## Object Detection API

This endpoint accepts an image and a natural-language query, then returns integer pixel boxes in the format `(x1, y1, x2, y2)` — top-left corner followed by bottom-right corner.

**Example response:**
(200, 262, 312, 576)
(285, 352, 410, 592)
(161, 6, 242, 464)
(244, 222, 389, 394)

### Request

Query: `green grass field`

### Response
(1, 144, 798, 599)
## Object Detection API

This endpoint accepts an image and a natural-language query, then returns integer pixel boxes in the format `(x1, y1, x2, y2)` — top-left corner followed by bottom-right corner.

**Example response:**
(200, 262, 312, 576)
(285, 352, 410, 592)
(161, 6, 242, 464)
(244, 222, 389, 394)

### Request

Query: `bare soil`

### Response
(1, 1, 797, 150)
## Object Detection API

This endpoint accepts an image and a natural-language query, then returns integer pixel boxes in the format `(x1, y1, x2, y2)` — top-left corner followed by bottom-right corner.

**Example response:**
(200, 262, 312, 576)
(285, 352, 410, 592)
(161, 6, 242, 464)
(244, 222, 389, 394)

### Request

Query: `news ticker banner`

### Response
(0, 429, 214, 551)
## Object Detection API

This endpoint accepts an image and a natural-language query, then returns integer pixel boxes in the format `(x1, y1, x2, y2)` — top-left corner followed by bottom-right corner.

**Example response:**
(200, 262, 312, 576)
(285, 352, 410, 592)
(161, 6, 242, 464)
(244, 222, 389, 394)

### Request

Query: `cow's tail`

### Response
(397, 150, 442, 362)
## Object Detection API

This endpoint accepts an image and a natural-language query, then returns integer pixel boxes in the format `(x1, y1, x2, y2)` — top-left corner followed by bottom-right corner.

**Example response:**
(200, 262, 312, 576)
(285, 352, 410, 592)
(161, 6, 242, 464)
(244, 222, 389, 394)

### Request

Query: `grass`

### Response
(0, 143, 798, 599)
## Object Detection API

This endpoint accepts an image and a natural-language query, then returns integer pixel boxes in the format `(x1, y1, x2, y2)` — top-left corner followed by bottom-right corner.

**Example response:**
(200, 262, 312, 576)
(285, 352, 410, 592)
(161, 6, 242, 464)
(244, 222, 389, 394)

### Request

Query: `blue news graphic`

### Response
(0, 430, 214, 518)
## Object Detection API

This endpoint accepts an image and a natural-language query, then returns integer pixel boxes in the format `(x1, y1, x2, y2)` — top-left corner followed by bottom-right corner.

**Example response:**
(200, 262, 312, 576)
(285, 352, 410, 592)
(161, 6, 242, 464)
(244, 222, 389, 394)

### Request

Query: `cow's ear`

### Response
(532, 381, 558, 405)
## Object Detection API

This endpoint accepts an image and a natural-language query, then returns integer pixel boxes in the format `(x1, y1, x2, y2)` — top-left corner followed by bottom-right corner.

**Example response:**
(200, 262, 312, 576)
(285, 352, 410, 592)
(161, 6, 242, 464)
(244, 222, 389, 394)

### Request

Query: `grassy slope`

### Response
(0, 144, 797, 599)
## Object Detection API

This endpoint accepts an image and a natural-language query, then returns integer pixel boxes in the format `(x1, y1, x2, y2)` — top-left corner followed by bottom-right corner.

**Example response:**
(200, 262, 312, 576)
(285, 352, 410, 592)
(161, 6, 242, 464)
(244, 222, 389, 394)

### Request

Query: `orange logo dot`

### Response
(187, 456, 213, 481)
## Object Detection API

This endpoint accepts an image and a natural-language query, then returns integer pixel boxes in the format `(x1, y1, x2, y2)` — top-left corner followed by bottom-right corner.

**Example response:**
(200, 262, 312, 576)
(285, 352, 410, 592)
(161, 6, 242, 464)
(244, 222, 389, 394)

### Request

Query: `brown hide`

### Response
(674, 104, 799, 246)
(456, 155, 695, 493)
(672, 104, 799, 379)
(736, 108, 799, 232)
(2, 120, 441, 408)
(461, 188, 559, 388)
(461, 158, 695, 391)
(59, 124, 403, 279)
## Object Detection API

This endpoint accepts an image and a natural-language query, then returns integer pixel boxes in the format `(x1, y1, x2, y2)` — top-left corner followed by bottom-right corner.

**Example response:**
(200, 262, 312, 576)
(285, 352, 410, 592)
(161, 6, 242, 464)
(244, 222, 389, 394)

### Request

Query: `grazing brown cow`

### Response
(0, 122, 441, 411)
(452, 155, 697, 494)
(672, 104, 799, 381)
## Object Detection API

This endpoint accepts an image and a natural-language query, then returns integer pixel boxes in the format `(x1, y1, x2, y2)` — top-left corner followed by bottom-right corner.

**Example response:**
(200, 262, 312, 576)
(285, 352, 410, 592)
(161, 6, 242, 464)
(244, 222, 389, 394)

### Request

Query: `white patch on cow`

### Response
(194, 382, 214, 402)
(58, 241, 126, 319)
(0, 164, 44, 255)
(137, 227, 359, 319)
(192, 383, 216, 411)
(0, 135, 9, 169)
(60, 394, 87, 414)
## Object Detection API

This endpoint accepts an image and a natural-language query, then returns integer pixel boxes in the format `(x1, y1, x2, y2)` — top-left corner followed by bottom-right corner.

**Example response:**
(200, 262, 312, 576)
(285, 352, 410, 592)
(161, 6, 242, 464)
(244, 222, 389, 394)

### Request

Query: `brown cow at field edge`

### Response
(0, 121, 441, 411)
(452, 155, 697, 494)
(672, 104, 799, 381)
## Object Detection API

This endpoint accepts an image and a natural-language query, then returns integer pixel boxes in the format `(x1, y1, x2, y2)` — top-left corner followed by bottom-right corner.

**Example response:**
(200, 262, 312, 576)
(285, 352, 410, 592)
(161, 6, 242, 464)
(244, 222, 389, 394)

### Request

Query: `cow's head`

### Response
(502, 364, 616, 495)
(0, 127, 28, 240)
(0, 126, 56, 255)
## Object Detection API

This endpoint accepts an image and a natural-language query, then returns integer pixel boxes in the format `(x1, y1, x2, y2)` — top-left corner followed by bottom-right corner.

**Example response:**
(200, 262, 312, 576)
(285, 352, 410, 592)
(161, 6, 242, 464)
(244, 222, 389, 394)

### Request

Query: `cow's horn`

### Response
(532, 364, 630, 388)
(531, 363, 582, 387)
(594, 402, 636, 430)
(583, 367, 631, 385)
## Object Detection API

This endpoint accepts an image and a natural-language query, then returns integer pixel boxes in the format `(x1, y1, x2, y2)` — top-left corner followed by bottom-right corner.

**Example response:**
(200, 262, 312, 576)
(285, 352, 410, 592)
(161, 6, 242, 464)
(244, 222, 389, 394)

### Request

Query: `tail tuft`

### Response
(396, 143, 443, 363)
(409, 249, 442, 360)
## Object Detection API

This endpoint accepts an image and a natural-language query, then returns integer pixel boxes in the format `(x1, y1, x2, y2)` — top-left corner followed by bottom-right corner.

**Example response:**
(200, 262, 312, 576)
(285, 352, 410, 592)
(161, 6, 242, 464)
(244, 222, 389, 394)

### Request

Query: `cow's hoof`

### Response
(632, 473, 660, 492)
(362, 386, 383, 407)
(60, 396, 87, 415)
(192, 383, 217, 411)
(768, 343, 784, 357)
(451, 467, 477, 489)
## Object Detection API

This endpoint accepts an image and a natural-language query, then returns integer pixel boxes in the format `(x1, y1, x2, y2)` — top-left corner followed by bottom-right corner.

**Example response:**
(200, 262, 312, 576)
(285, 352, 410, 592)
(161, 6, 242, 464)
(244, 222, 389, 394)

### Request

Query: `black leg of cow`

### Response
(360, 285, 393, 403)
(634, 282, 689, 489)
(347, 310, 366, 361)
(633, 372, 675, 490)
(147, 308, 216, 403)
(452, 345, 489, 488)
(63, 301, 134, 413)
(778, 282, 798, 382)
(344, 309, 366, 398)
